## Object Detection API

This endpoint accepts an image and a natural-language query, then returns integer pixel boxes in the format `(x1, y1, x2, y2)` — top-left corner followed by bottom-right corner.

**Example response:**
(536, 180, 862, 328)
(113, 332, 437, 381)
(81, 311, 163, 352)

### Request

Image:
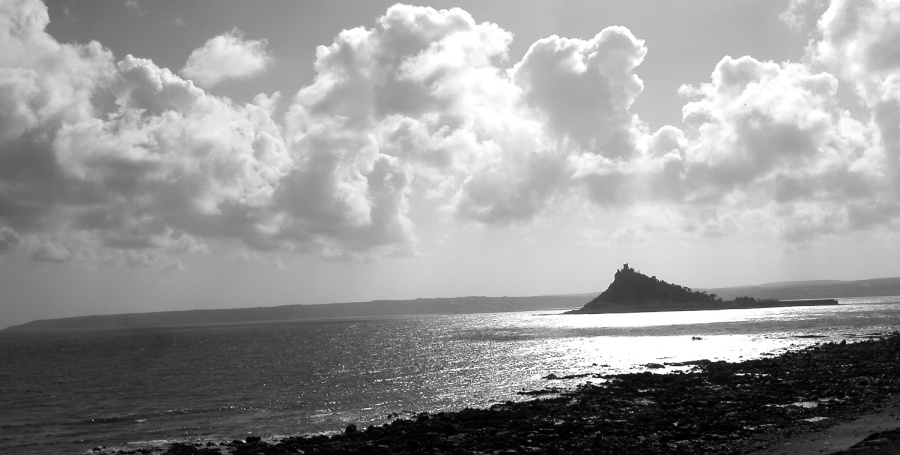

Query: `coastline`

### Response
(566, 298, 841, 314)
(96, 332, 900, 455)
(749, 395, 900, 454)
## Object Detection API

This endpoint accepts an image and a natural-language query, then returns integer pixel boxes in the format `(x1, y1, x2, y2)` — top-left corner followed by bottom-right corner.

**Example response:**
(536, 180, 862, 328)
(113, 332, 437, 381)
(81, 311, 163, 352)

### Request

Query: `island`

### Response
(567, 263, 839, 314)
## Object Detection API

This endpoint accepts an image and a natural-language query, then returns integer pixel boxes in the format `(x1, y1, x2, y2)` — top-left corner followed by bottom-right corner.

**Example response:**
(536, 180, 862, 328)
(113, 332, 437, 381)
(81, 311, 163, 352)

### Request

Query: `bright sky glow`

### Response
(1, 0, 899, 328)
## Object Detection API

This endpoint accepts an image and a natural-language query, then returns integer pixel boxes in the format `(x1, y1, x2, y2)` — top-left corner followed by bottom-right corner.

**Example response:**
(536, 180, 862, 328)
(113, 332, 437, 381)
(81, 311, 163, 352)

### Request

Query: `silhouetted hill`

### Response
(584, 263, 719, 306)
(2, 294, 592, 332)
(569, 264, 838, 314)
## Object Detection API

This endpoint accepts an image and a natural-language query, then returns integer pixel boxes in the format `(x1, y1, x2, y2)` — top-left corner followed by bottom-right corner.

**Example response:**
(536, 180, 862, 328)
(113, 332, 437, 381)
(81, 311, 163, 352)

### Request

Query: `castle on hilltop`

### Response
(568, 264, 839, 314)
(582, 263, 720, 309)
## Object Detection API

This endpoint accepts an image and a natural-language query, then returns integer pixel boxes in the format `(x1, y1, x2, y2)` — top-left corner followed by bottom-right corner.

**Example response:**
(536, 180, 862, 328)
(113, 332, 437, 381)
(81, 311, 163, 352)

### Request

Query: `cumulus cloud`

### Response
(670, 54, 893, 241)
(811, 0, 900, 185)
(780, 0, 830, 32)
(281, 5, 655, 226)
(679, 56, 875, 199)
(513, 27, 647, 159)
(777, 0, 900, 239)
(570, 0, 900, 243)
(283, 5, 526, 228)
(2, 0, 900, 269)
(181, 29, 272, 88)
(566, 44, 896, 243)
(1, 1, 483, 264)
(0, 0, 288, 266)
(813, 0, 900, 99)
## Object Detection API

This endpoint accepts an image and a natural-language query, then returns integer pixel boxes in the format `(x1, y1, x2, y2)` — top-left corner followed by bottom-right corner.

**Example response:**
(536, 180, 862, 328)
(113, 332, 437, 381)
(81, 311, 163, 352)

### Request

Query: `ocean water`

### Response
(1, 297, 899, 454)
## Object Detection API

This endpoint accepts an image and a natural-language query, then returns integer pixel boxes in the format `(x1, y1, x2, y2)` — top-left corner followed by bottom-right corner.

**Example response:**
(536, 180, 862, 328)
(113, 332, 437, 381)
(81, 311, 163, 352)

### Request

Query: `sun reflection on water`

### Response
(3, 298, 897, 454)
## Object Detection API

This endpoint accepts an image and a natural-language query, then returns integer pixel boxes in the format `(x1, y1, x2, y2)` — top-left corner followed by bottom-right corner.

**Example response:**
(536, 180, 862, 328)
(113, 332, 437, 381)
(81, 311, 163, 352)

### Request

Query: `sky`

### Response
(1, 0, 900, 328)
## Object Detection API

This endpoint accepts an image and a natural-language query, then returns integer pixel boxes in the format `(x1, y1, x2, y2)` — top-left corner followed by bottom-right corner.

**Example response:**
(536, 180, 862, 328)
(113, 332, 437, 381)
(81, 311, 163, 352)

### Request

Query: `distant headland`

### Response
(12, 263, 900, 331)
(567, 264, 839, 314)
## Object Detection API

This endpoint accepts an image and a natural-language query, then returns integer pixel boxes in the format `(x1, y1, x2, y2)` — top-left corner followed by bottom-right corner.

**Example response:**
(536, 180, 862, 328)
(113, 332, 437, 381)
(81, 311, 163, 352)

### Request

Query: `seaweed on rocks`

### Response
(107, 333, 900, 455)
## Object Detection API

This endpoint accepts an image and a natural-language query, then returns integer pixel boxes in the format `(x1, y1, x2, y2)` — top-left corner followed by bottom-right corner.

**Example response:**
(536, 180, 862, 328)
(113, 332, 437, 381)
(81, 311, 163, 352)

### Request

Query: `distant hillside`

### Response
(706, 277, 900, 301)
(2, 294, 592, 332)
(8, 273, 900, 332)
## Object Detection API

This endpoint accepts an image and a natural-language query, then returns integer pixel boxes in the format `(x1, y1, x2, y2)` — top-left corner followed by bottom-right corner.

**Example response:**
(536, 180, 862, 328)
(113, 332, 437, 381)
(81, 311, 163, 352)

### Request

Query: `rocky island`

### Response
(568, 264, 839, 314)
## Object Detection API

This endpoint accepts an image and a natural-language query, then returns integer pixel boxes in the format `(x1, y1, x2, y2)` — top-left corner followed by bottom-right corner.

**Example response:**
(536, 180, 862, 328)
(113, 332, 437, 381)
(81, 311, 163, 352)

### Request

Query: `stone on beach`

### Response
(126, 333, 900, 455)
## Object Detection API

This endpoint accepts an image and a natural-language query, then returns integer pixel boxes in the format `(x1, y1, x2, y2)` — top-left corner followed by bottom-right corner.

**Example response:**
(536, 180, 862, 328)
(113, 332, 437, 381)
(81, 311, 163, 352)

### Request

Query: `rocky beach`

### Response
(91, 332, 900, 455)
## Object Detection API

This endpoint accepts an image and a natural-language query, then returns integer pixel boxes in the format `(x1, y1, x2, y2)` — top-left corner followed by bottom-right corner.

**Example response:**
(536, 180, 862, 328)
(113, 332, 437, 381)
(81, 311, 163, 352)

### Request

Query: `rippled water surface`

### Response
(2, 297, 899, 454)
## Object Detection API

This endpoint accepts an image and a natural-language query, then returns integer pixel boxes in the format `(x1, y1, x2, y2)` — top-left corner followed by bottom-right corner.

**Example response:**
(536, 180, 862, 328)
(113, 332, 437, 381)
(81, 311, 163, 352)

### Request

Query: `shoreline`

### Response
(749, 395, 900, 454)
(566, 299, 840, 314)
(94, 331, 900, 455)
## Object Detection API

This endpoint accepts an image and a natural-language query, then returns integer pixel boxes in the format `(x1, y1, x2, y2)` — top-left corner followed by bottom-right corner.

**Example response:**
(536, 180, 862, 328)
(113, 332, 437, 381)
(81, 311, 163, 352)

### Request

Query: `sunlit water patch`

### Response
(1, 298, 898, 454)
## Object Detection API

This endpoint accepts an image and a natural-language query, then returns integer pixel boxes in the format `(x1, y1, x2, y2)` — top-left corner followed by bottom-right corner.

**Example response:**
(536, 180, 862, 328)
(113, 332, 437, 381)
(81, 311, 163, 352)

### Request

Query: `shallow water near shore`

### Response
(2, 297, 899, 454)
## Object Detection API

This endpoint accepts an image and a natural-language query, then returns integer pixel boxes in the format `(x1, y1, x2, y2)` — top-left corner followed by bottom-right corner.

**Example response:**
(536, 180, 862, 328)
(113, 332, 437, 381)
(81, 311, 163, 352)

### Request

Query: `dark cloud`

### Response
(451, 152, 568, 224)
(0, 227, 20, 252)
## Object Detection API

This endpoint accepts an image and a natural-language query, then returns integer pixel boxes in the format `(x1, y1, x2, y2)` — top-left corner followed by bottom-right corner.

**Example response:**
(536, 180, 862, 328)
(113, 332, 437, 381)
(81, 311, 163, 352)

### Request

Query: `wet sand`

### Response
(750, 396, 900, 454)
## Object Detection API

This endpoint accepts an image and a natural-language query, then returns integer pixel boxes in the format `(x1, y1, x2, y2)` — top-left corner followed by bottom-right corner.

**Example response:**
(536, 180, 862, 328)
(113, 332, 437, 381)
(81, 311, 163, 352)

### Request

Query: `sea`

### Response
(2, 296, 899, 455)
